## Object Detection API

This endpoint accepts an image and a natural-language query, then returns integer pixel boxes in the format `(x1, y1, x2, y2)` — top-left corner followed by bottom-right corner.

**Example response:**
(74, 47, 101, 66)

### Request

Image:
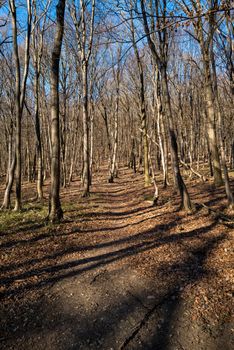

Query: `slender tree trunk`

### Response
(108, 57, 121, 183)
(137, 135, 143, 172)
(149, 142, 159, 205)
(154, 68, 168, 187)
(204, 55, 223, 186)
(82, 62, 90, 196)
(231, 141, 234, 169)
(9, 0, 32, 210)
(161, 65, 192, 211)
(90, 112, 94, 185)
(35, 71, 43, 200)
(61, 102, 67, 188)
(1, 144, 16, 210)
(130, 12, 150, 186)
(68, 115, 79, 185)
(141, 100, 150, 187)
(109, 97, 119, 183)
(10, 0, 22, 211)
(102, 106, 112, 170)
(48, 0, 66, 222)
(218, 108, 234, 209)
(5, 124, 13, 187)
(129, 138, 136, 173)
(138, 60, 150, 186)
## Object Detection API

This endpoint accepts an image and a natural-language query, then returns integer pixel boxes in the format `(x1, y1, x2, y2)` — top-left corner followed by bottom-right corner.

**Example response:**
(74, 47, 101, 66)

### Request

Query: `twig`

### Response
(180, 160, 207, 182)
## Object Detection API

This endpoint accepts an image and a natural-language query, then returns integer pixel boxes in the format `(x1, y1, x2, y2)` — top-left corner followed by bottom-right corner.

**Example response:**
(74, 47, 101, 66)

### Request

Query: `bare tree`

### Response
(70, 0, 96, 197)
(140, 0, 192, 210)
(32, 0, 50, 200)
(130, 6, 151, 187)
(48, 0, 66, 222)
(109, 47, 122, 183)
(9, 0, 32, 211)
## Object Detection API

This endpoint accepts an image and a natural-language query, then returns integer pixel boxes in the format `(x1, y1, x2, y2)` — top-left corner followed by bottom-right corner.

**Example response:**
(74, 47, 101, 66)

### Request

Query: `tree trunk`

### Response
(1, 146, 16, 210)
(90, 112, 94, 185)
(10, 0, 22, 211)
(82, 62, 90, 196)
(161, 65, 192, 211)
(130, 13, 150, 186)
(109, 86, 119, 183)
(35, 80, 43, 200)
(109, 59, 120, 183)
(203, 53, 222, 186)
(141, 99, 150, 187)
(9, 0, 32, 211)
(48, 0, 66, 222)
(154, 67, 168, 187)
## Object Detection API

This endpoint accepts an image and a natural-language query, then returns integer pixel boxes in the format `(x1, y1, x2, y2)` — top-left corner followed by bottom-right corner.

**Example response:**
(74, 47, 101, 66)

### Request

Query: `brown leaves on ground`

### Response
(0, 167, 233, 349)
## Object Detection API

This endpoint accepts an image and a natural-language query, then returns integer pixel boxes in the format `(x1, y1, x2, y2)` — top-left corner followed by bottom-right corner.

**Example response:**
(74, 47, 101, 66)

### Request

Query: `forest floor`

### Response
(0, 166, 233, 350)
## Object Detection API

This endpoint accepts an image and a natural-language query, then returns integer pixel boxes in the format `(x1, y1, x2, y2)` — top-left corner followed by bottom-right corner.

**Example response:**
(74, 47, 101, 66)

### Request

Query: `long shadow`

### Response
(0, 222, 46, 237)
(68, 205, 158, 219)
(120, 234, 227, 350)
(0, 230, 57, 249)
(0, 214, 180, 274)
(0, 213, 167, 270)
(0, 221, 217, 299)
(0, 206, 160, 249)
(74, 206, 159, 219)
(0, 232, 230, 350)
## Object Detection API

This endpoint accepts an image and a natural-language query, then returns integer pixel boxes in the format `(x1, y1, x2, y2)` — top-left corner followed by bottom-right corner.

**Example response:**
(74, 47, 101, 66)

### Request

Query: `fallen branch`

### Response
(180, 160, 207, 182)
(196, 202, 234, 224)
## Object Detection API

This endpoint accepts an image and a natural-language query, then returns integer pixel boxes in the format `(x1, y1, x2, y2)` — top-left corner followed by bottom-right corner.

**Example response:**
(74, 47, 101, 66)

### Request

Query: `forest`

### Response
(0, 1, 233, 349)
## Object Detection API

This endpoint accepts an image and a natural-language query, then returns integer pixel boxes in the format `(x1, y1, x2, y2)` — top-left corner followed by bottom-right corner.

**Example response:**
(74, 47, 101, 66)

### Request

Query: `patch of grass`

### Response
(143, 194, 154, 201)
(62, 202, 78, 211)
(0, 204, 48, 232)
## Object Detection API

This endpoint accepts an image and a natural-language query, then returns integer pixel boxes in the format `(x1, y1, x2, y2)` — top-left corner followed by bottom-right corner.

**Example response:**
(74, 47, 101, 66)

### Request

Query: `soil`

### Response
(0, 166, 233, 350)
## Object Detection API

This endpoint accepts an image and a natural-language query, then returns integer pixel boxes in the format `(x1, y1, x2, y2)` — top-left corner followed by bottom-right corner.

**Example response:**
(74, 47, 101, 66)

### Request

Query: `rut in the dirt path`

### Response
(0, 168, 233, 350)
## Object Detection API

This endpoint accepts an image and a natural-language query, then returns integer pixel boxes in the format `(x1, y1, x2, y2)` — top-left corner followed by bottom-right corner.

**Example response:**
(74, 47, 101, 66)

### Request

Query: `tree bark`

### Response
(161, 65, 192, 211)
(9, 0, 32, 211)
(35, 72, 43, 200)
(48, 0, 66, 222)
(203, 54, 223, 186)
(9, 0, 21, 211)
(109, 94, 119, 183)
(1, 146, 16, 210)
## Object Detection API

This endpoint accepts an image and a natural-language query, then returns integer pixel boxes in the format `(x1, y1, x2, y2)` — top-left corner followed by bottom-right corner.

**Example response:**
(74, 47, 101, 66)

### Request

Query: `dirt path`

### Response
(0, 167, 233, 349)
